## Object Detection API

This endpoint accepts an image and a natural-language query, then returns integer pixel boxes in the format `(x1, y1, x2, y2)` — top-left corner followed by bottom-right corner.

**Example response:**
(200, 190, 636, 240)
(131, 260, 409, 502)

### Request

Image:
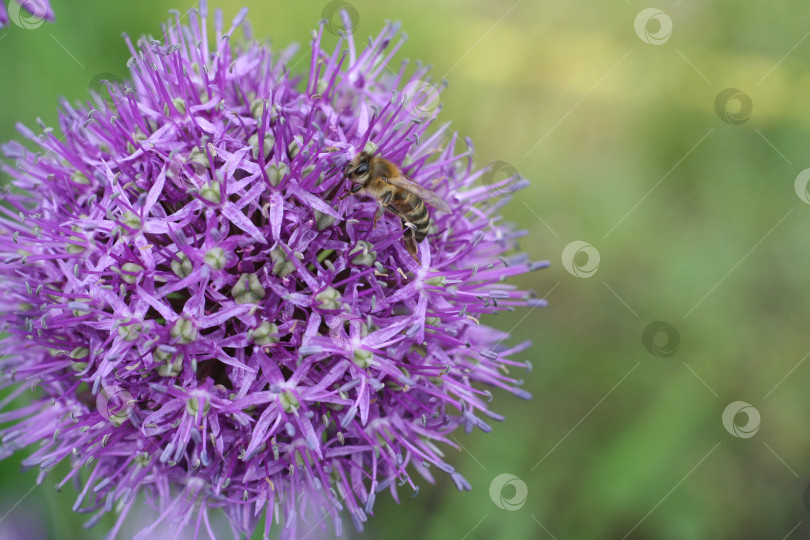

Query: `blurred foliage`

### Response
(2, 0, 810, 538)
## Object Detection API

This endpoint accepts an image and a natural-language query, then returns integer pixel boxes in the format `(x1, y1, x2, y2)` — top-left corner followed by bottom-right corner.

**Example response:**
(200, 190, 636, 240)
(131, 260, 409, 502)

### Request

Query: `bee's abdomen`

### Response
(395, 194, 430, 243)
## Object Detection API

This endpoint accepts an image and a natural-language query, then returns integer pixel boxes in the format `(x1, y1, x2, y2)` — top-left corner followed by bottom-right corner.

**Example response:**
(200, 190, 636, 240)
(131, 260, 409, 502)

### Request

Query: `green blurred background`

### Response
(2, 0, 810, 538)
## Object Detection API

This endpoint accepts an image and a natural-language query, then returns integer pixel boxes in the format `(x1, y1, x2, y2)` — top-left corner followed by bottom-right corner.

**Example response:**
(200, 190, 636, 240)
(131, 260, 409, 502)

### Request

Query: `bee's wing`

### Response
(384, 175, 453, 214)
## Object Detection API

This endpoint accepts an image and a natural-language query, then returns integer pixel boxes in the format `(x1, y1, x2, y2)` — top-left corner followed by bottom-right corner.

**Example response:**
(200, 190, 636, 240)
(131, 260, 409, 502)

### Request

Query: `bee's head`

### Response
(344, 152, 372, 185)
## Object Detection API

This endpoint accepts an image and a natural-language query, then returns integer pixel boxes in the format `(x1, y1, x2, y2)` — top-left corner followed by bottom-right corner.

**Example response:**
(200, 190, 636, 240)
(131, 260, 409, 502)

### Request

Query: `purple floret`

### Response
(0, 3, 547, 538)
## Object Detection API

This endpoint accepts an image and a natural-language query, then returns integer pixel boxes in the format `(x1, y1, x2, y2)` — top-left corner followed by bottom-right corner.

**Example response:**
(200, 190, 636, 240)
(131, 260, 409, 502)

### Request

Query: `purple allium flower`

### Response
(0, 0, 53, 28)
(0, 3, 548, 539)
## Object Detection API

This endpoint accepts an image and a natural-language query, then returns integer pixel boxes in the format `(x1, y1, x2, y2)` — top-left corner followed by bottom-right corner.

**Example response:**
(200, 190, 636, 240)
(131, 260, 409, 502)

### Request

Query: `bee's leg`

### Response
(403, 228, 420, 263)
(373, 191, 393, 229)
(339, 183, 362, 200)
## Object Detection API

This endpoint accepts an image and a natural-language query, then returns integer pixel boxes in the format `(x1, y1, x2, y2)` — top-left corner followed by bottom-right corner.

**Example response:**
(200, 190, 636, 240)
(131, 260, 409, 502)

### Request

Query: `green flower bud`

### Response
(314, 210, 336, 231)
(353, 349, 374, 369)
(232, 273, 265, 304)
(121, 211, 141, 230)
(171, 251, 193, 278)
(315, 286, 341, 310)
(349, 241, 377, 266)
(155, 349, 184, 377)
(170, 317, 197, 344)
(71, 171, 91, 185)
(117, 319, 142, 342)
(249, 133, 275, 160)
(121, 262, 144, 284)
(165, 97, 186, 116)
(186, 395, 210, 416)
(200, 181, 221, 204)
(266, 162, 289, 187)
(204, 247, 227, 270)
(279, 391, 300, 413)
(252, 321, 280, 345)
(188, 146, 210, 170)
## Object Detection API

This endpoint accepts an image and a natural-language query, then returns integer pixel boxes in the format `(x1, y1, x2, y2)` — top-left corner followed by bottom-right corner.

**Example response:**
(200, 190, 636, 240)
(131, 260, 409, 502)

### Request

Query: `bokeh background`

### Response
(2, 0, 810, 538)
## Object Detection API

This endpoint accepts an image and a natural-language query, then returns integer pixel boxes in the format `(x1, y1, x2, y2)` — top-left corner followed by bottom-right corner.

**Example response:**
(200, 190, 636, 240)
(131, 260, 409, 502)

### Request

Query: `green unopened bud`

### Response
(315, 286, 341, 310)
(134, 452, 151, 466)
(249, 133, 276, 160)
(188, 146, 209, 170)
(71, 171, 91, 185)
(302, 165, 325, 186)
(121, 211, 141, 230)
(186, 395, 210, 416)
(349, 241, 377, 266)
(69, 347, 90, 371)
(66, 235, 86, 254)
(69, 346, 89, 359)
(250, 98, 266, 121)
(314, 210, 336, 231)
(170, 317, 197, 344)
(363, 141, 379, 154)
(270, 247, 299, 277)
(156, 350, 184, 377)
(200, 181, 221, 204)
(287, 140, 301, 158)
(279, 391, 300, 413)
(121, 262, 144, 284)
(171, 252, 192, 278)
(204, 247, 227, 270)
(353, 349, 374, 369)
(425, 275, 446, 286)
(266, 162, 289, 187)
(117, 319, 142, 342)
(252, 321, 280, 345)
(165, 97, 186, 116)
(126, 130, 147, 154)
(232, 273, 265, 304)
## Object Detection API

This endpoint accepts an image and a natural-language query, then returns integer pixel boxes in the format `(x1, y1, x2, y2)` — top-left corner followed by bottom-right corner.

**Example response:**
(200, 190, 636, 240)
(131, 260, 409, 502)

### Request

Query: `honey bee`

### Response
(343, 151, 452, 260)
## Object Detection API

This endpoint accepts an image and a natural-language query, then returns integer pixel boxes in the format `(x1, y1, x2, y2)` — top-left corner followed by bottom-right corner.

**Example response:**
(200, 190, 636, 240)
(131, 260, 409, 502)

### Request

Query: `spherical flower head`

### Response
(0, 3, 548, 539)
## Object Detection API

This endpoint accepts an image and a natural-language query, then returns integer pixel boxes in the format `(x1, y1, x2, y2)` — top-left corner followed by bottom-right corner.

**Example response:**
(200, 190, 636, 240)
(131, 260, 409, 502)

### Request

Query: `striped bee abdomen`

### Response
(392, 192, 430, 243)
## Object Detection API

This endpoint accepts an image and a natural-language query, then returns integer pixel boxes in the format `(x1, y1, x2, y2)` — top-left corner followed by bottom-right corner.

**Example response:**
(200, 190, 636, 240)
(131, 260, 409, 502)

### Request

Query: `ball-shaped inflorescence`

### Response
(0, 3, 547, 538)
